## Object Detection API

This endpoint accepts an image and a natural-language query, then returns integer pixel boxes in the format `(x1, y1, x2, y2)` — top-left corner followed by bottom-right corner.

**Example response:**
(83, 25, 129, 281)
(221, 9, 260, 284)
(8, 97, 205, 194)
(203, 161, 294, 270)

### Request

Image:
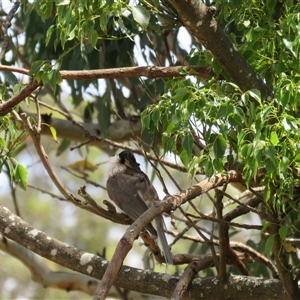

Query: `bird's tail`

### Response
(155, 216, 173, 265)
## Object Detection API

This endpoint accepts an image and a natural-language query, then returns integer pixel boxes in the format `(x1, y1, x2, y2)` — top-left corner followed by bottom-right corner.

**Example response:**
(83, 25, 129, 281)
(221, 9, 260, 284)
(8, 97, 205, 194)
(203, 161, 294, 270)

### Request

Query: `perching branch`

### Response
(0, 204, 290, 300)
(93, 171, 244, 299)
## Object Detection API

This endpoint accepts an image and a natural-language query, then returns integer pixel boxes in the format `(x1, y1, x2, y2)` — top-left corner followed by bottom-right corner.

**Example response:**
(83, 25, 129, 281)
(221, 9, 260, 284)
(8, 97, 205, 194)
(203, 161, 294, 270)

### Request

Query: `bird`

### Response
(106, 150, 173, 265)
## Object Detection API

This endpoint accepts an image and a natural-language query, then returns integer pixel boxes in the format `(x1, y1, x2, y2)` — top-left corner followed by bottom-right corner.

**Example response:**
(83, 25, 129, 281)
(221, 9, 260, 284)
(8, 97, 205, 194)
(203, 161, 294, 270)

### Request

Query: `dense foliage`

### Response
(0, 0, 299, 299)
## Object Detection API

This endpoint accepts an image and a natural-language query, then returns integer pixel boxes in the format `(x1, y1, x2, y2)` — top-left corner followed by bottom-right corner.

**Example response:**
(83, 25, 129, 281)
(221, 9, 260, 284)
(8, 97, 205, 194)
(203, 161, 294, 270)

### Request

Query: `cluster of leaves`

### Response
(0, 114, 28, 190)
(18, 0, 179, 137)
(0, 74, 29, 190)
(142, 0, 300, 218)
(29, 61, 62, 93)
(217, 0, 300, 102)
(10, 0, 300, 223)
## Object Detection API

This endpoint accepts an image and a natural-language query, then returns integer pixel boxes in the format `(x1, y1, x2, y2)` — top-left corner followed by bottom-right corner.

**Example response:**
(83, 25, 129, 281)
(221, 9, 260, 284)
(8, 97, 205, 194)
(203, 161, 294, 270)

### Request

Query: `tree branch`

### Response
(0, 80, 40, 116)
(169, 0, 272, 100)
(0, 235, 99, 295)
(0, 204, 290, 300)
(172, 252, 252, 300)
(0, 64, 215, 79)
(269, 222, 300, 299)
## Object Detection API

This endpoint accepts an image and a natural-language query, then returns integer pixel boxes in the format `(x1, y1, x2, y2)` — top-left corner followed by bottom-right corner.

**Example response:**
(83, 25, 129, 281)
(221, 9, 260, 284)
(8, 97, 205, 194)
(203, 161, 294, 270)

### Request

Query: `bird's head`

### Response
(118, 150, 142, 173)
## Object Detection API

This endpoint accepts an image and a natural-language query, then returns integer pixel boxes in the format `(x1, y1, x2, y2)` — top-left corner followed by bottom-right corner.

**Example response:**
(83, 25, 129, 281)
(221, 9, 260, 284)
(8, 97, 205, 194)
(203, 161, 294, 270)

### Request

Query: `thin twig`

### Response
(61, 166, 106, 190)
(27, 184, 67, 201)
(0, 0, 21, 61)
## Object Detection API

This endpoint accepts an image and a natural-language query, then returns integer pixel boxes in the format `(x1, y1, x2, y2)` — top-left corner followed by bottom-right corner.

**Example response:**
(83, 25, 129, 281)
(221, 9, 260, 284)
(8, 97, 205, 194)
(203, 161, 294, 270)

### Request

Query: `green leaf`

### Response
(264, 146, 276, 165)
(29, 61, 46, 75)
(152, 109, 160, 129)
(279, 226, 288, 240)
(212, 157, 223, 172)
(213, 134, 227, 158)
(89, 29, 98, 48)
(270, 131, 279, 146)
(261, 221, 271, 233)
(265, 235, 274, 256)
(173, 87, 190, 102)
(56, 140, 71, 156)
(141, 112, 151, 129)
(46, 70, 62, 92)
(0, 137, 7, 150)
(131, 6, 150, 29)
(282, 116, 298, 131)
(263, 185, 271, 201)
(15, 164, 28, 190)
(180, 149, 189, 168)
(13, 83, 23, 93)
(182, 134, 193, 159)
(265, 158, 276, 173)
(203, 159, 214, 177)
(46, 25, 56, 46)
(49, 126, 59, 144)
(56, 0, 70, 5)
(248, 89, 261, 104)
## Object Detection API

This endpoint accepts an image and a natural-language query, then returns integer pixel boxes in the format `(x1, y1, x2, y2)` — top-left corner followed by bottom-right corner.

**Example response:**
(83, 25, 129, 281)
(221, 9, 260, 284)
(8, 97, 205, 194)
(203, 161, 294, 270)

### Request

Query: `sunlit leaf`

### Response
(49, 126, 59, 145)
(248, 89, 261, 103)
(15, 164, 28, 190)
(270, 131, 279, 146)
(0, 137, 7, 149)
(131, 6, 150, 29)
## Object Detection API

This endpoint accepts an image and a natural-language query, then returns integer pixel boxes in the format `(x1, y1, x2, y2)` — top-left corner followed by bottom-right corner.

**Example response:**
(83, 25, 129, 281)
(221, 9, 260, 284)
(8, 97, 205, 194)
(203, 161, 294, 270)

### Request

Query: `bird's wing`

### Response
(107, 173, 150, 220)
(135, 172, 160, 207)
(107, 173, 157, 236)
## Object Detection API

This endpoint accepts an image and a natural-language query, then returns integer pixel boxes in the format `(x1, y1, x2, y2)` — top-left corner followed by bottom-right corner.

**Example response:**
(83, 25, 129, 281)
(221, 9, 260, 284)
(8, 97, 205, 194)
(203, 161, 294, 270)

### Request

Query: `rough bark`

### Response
(170, 0, 272, 100)
(0, 204, 290, 300)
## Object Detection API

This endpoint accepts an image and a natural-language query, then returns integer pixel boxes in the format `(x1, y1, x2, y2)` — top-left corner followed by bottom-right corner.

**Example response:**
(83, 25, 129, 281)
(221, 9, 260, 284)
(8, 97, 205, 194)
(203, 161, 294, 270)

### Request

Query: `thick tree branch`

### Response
(25, 112, 142, 151)
(0, 204, 290, 299)
(169, 0, 272, 100)
(172, 252, 253, 300)
(0, 80, 40, 116)
(0, 64, 214, 117)
(94, 171, 244, 299)
(0, 235, 98, 295)
(0, 64, 215, 79)
(269, 222, 300, 299)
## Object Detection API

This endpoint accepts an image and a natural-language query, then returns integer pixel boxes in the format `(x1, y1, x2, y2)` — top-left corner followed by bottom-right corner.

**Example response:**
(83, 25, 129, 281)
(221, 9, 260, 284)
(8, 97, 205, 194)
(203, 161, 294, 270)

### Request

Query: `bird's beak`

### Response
(124, 158, 141, 173)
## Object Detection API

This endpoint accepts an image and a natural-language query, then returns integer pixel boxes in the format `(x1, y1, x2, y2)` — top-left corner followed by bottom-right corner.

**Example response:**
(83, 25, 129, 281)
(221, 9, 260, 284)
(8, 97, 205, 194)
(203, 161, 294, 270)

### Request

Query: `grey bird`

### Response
(106, 150, 173, 265)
